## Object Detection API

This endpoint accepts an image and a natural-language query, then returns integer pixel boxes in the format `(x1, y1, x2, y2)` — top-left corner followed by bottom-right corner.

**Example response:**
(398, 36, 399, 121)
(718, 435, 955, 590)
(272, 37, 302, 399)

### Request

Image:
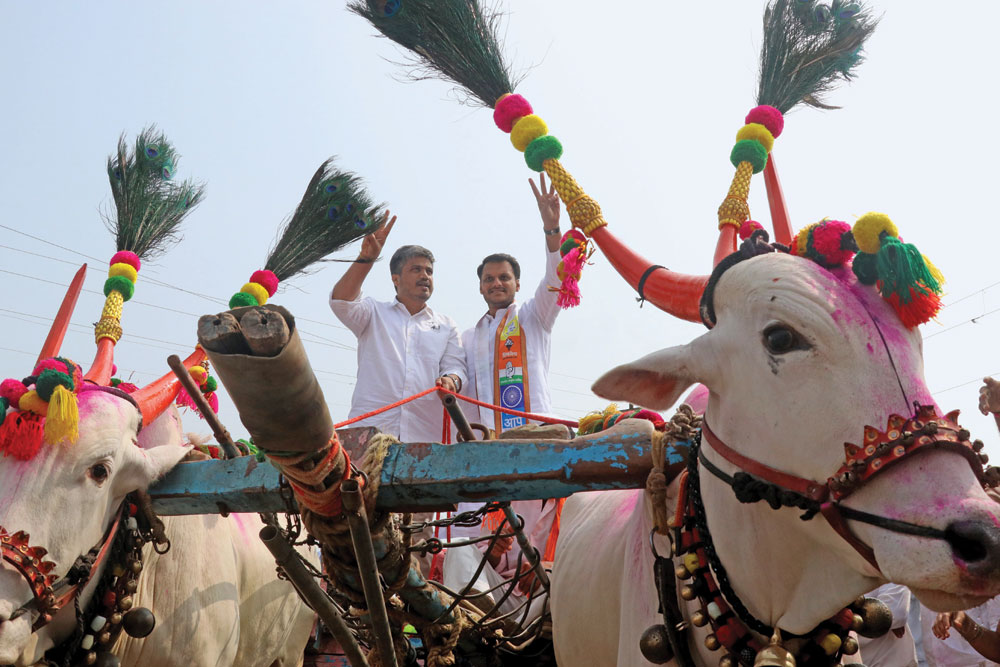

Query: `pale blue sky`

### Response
(2, 1, 999, 455)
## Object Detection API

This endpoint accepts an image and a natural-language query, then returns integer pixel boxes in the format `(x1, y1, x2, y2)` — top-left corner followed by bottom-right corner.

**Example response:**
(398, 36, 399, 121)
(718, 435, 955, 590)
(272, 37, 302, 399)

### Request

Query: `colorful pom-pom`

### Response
(525, 135, 563, 172)
(853, 212, 898, 254)
(739, 220, 764, 240)
(241, 282, 269, 306)
(0, 397, 7, 425)
(736, 123, 775, 153)
(745, 105, 784, 138)
(730, 139, 769, 173)
(852, 252, 879, 285)
(229, 291, 258, 309)
(206, 392, 219, 413)
(109, 262, 139, 283)
(885, 289, 942, 328)
(0, 379, 27, 405)
(35, 370, 74, 402)
(109, 251, 141, 272)
(0, 411, 45, 461)
(250, 270, 279, 297)
(792, 220, 856, 268)
(19, 390, 48, 417)
(117, 382, 138, 394)
(189, 366, 209, 385)
(104, 276, 135, 301)
(510, 115, 548, 152)
(203, 376, 218, 392)
(33, 358, 68, 377)
(493, 94, 533, 133)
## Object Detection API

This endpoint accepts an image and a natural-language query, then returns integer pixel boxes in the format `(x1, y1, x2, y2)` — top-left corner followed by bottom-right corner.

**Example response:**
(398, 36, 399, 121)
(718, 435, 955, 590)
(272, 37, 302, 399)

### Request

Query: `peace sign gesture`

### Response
(358, 210, 396, 262)
(529, 174, 560, 231)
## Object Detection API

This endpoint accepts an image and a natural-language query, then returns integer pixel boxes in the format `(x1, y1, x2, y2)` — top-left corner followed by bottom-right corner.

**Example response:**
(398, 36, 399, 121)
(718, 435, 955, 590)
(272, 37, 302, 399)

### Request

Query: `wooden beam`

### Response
(149, 422, 691, 516)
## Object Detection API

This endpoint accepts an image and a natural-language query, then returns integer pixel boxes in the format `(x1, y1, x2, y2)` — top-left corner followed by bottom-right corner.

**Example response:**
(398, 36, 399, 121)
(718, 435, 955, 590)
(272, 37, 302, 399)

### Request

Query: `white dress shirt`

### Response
(461, 246, 561, 428)
(329, 295, 466, 443)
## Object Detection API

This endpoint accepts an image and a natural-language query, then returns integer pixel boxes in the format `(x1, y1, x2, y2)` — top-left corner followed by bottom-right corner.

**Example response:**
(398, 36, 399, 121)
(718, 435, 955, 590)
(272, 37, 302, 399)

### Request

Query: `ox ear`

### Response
(592, 344, 701, 411)
(117, 406, 191, 492)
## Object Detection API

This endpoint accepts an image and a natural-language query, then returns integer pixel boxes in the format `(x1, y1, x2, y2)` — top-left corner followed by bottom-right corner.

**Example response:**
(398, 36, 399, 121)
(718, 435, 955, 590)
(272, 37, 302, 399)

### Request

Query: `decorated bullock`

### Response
(0, 130, 315, 667)
(339, 1, 1000, 665)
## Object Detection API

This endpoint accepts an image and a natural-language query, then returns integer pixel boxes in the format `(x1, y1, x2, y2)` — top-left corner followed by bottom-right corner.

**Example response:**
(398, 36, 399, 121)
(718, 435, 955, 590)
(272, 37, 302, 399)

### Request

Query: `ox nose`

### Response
(945, 521, 1000, 577)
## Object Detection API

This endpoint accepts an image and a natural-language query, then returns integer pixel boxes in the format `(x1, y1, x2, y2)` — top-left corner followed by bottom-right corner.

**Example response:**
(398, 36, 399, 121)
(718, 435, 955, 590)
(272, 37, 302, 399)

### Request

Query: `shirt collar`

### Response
(480, 302, 518, 326)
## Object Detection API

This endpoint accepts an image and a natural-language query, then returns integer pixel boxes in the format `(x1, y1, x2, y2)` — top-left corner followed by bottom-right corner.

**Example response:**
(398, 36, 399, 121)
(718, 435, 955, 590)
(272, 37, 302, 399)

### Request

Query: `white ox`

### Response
(551, 252, 1000, 665)
(0, 392, 315, 666)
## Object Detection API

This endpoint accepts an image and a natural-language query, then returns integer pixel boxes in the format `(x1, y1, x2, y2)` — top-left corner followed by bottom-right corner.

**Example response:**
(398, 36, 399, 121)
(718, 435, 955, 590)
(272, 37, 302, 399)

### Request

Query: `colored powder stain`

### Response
(866, 342, 874, 354)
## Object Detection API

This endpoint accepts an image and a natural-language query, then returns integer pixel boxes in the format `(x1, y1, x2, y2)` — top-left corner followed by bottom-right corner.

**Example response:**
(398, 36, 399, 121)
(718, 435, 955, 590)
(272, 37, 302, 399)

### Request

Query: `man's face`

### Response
(479, 260, 519, 311)
(392, 256, 434, 303)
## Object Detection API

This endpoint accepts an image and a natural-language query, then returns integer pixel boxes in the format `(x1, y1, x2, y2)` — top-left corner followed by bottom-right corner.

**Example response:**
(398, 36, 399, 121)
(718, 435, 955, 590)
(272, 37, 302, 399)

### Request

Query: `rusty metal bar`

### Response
(501, 504, 550, 592)
(440, 392, 477, 442)
(341, 479, 399, 667)
(167, 353, 240, 459)
(259, 525, 369, 667)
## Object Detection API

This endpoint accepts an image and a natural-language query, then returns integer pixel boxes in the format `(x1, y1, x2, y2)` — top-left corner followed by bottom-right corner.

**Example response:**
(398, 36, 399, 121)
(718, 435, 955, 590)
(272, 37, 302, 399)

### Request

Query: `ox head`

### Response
(0, 383, 193, 665)
(595, 227, 1000, 616)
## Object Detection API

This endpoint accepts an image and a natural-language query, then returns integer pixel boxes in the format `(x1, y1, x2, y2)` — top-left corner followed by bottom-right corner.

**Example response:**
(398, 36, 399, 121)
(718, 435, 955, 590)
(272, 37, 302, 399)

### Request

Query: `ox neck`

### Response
(694, 428, 879, 635)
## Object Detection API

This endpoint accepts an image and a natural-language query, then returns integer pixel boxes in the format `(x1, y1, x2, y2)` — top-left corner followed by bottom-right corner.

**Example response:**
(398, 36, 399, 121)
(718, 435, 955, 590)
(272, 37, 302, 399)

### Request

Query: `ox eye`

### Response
(88, 463, 110, 485)
(763, 324, 808, 355)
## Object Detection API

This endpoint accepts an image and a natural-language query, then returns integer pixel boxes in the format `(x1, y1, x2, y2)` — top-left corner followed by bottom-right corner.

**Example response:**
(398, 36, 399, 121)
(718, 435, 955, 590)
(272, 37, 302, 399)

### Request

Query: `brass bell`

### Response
(754, 631, 796, 667)
(681, 584, 698, 601)
(842, 636, 860, 655)
(856, 597, 893, 638)
(705, 634, 721, 651)
(691, 610, 708, 627)
(850, 613, 864, 632)
(676, 564, 693, 580)
(638, 624, 675, 664)
(719, 655, 737, 667)
(122, 607, 156, 638)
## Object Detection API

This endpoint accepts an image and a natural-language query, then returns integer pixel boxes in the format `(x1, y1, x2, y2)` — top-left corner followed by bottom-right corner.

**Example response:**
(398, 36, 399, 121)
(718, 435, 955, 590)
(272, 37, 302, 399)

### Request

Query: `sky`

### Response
(1, 1, 999, 459)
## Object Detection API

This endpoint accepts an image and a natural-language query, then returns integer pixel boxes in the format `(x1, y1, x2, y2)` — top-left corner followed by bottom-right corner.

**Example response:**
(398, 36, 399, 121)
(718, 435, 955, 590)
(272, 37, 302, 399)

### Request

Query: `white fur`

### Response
(552, 255, 1000, 666)
(0, 395, 315, 666)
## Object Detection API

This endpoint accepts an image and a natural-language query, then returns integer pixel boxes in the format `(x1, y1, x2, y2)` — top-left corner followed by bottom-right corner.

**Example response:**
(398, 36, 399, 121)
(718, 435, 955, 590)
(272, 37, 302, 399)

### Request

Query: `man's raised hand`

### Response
(529, 174, 560, 232)
(358, 210, 396, 262)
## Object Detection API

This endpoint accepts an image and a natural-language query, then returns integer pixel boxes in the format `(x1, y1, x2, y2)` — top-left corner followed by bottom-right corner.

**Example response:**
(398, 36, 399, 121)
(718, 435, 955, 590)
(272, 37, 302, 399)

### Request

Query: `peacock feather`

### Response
(264, 159, 384, 282)
(347, 0, 519, 107)
(757, 0, 878, 113)
(105, 127, 205, 260)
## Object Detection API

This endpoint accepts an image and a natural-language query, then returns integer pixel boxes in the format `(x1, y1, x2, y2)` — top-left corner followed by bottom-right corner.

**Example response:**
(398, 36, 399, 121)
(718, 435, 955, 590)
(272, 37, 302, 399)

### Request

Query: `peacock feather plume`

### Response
(757, 0, 878, 113)
(264, 158, 384, 282)
(105, 127, 205, 260)
(347, 0, 519, 107)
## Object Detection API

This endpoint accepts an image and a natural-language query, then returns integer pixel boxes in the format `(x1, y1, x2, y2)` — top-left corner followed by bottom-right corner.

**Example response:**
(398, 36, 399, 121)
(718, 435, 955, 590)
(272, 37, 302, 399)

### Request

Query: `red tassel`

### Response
(886, 289, 942, 328)
(0, 412, 46, 461)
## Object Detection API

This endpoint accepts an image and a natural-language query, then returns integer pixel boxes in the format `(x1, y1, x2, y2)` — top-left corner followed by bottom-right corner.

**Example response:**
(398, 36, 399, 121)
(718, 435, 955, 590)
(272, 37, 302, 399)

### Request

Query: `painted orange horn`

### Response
(589, 226, 708, 323)
(132, 347, 206, 425)
(84, 338, 116, 385)
(37, 264, 87, 365)
(763, 155, 792, 246)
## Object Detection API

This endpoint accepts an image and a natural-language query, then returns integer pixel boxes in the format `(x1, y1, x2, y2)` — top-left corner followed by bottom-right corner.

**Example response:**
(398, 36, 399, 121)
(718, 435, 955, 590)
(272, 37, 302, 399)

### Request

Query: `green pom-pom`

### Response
(874, 237, 941, 302)
(0, 397, 8, 424)
(110, 378, 122, 387)
(852, 252, 879, 285)
(229, 292, 258, 309)
(35, 370, 74, 401)
(525, 135, 563, 172)
(559, 237, 578, 255)
(104, 276, 135, 301)
(730, 140, 769, 174)
(203, 376, 218, 392)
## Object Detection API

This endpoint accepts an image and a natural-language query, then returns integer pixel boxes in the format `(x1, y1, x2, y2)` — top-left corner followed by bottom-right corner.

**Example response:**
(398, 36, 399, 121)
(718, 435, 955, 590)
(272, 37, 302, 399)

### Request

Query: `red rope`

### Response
(332, 386, 580, 431)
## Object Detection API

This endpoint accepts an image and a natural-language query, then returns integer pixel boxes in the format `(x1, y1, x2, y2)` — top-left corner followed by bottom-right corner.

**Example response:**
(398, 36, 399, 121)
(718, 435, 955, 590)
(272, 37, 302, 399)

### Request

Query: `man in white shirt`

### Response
(444, 176, 565, 627)
(329, 213, 466, 443)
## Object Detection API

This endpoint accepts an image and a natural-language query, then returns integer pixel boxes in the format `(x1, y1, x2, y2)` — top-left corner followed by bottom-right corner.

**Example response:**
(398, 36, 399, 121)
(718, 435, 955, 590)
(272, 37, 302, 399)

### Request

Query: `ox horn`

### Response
(36, 263, 87, 365)
(132, 347, 207, 425)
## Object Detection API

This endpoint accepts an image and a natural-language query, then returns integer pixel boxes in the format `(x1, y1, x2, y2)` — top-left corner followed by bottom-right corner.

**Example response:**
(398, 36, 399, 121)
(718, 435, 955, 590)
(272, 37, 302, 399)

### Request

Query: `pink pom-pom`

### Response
(561, 228, 586, 245)
(116, 382, 138, 394)
(745, 105, 784, 138)
(561, 248, 586, 277)
(206, 392, 219, 413)
(493, 94, 533, 133)
(811, 220, 854, 267)
(250, 270, 279, 297)
(556, 278, 581, 309)
(739, 220, 764, 240)
(0, 379, 27, 404)
(112, 364, 118, 375)
(109, 251, 141, 272)
(33, 358, 67, 376)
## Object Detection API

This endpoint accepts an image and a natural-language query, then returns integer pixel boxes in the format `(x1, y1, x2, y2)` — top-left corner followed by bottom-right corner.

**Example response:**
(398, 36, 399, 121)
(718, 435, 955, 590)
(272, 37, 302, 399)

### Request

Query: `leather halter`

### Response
(699, 406, 987, 573)
(2, 504, 125, 631)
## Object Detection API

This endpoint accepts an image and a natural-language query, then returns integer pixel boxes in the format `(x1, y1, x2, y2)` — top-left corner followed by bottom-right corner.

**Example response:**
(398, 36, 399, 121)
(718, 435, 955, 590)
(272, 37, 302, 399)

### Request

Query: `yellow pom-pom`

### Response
(736, 123, 775, 153)
(853, 212, 898, 254)
(189, 365, 208, 385)
(19, 390, 48, 416)
(511, 115, 548, 152)
(108, 262, 139, 283)
(241, 282, 269, 305)
(795, 223, 814, 256)
(924, 255, 945, 287)
(44, 384, 79, 444)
